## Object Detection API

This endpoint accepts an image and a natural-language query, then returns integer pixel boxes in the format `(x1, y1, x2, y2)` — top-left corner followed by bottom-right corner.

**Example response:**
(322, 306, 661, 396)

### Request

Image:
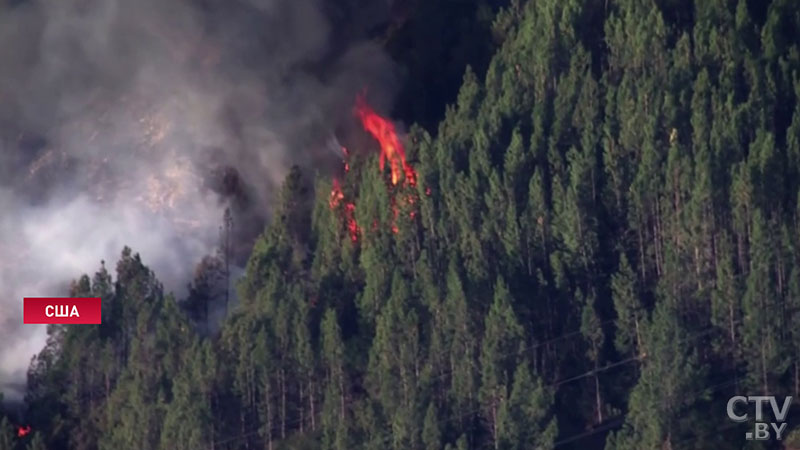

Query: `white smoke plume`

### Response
(0, 0, 400, 403)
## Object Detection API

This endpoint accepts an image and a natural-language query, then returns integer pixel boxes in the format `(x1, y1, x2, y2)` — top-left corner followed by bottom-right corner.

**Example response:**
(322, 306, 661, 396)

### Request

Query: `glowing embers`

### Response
(329, 178, 359, 243)
(355, 95, 417, 187)
(341, 146, 350, 173)
(389, 192, 419, 234)
(17, 426, 31, 438)
(329, 178, 345, 209)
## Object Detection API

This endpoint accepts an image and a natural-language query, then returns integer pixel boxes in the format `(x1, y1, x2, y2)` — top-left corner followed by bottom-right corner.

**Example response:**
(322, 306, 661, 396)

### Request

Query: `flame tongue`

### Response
(328, 96, 422, 244)
(355, 95, 416, 186)
(329, 179, 345, 209)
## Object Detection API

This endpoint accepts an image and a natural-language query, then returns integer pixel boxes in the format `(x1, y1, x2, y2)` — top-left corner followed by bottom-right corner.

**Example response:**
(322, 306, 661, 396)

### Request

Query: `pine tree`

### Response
(321, 309, 349, 450)
(612, 253, 644, 356)
(0, 417, 12, 450)
(710, 231, 742, 360)
(444, 258, 478, 420)
(25, 433, 47, 450)
(741, 210, 785, 393)
(580, 289, 605, 424)
(479, 277, 524, 449)
(607, 299, 706, 449)
(422, 402, 442, 450)
(523, 168, 549, 275)
(159, 340, 215, 450)
(497, 363, 557, 450)
(367, 270, 422, 446)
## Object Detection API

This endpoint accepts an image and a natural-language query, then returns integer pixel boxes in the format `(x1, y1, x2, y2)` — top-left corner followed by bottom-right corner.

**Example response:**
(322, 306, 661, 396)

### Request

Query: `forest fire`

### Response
(17, 425, 31, 438)
(329, 179, 359, 242)
(328, 96, 420, 242)
(355, 95, 416, 186)
(329, 179, 345, 209)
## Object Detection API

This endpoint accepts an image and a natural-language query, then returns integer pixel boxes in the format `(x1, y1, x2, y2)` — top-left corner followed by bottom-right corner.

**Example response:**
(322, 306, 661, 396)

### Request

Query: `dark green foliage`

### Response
(0, 417, 12, 450)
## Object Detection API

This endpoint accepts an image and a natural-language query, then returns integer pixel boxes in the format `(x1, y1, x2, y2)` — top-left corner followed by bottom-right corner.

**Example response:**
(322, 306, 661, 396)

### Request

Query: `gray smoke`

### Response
(0, 0, 400, 403)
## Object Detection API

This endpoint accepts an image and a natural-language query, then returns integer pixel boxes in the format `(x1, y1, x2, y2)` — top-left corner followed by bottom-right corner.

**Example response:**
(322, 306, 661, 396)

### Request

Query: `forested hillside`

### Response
(4, 0, 800, 449)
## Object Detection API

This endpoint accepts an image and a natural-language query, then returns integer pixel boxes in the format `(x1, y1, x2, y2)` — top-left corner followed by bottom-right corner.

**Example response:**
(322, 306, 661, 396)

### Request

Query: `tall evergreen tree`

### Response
(479, 277, 524, 449)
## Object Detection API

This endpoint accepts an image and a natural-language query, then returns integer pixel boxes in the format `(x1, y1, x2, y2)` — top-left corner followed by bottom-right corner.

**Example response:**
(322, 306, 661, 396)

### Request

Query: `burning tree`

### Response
(327, 95, 422, 244)
(354, 95, 417, 187)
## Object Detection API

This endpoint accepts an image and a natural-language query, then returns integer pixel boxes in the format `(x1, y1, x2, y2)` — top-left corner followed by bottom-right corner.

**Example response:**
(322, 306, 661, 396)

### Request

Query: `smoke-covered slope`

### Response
(0, 0, 401, 403)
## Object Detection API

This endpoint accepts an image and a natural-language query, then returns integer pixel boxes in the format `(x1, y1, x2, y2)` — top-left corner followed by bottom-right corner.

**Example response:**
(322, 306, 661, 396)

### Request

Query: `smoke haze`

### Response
(0, 0, 400, 402)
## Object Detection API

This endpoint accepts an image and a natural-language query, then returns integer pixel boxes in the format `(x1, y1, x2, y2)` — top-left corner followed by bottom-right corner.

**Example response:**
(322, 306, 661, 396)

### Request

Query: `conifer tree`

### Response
(580, 289, 605, 424)
(499, 362, 558, 450)
(422, 402, 442, 450)
(479, 277, 524, 449)
(0, 417, 12, 450)
(607, 299, 705, 449)
(612, 253, 644, 356)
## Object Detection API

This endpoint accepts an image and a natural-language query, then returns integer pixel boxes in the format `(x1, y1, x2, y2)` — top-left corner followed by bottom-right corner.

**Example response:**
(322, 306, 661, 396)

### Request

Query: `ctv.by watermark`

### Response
(727, 395, 792, 440)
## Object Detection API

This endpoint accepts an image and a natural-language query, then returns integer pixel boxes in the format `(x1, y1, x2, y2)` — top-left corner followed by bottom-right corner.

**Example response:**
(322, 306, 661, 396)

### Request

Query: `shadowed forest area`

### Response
(4, 0, 800, 449)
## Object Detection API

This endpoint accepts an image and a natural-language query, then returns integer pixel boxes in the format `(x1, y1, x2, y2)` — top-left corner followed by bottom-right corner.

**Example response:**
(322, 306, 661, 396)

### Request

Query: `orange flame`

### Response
(355, 95, 416, 186)
(329, 179, 345, 209)
(344, 203, 359, 242)
(329, 179, 359, 242)
(17, 426, 31, 438)
(328, 97, 422, 242)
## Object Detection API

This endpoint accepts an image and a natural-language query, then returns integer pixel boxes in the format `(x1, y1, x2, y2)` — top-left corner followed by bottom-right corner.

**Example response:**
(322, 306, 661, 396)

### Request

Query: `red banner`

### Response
(23, 297, 101, 324)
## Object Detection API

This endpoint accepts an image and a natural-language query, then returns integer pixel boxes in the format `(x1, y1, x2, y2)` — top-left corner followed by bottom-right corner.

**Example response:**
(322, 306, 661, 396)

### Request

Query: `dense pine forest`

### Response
(4, 0, 800, 448)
